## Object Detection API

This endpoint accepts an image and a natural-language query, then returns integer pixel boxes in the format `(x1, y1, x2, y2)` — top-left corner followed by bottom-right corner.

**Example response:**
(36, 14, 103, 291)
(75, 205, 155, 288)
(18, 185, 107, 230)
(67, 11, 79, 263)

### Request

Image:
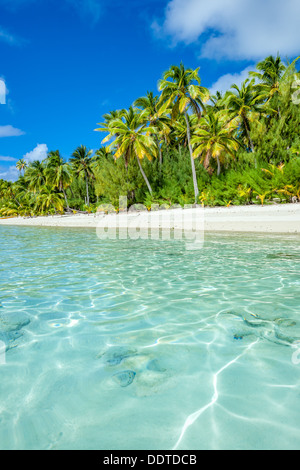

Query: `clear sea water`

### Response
(0, 225, 300, 450)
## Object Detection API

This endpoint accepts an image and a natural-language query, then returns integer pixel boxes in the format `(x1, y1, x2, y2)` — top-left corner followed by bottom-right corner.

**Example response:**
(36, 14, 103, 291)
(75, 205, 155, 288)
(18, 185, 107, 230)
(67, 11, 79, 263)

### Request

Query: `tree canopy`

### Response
(1, 54, 300, 217)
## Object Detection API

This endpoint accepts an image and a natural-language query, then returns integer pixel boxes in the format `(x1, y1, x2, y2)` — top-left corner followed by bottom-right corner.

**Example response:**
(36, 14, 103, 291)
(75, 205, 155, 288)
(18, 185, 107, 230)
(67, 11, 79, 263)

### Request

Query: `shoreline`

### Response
(0, 203, 300, 234)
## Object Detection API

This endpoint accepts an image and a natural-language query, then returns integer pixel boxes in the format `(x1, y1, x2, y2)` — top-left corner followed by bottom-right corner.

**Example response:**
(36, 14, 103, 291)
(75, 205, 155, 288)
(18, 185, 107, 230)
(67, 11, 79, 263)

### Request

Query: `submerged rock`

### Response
(233, 334, 244, 341)
(97, 345, 171, 394)
(0, 330, 24, 351)
(223, 310, 300, 347)
(0, 311, 30, 333)
(146, 359, 167, 373)
(98, 346, 138, 366)
(0, 311, 30, 351)
(113, 370, 136, 388)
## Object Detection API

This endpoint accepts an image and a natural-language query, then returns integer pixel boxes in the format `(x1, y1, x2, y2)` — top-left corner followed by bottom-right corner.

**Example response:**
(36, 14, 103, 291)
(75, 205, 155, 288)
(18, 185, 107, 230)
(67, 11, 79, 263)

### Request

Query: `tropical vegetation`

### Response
(1, 55, 300, 217)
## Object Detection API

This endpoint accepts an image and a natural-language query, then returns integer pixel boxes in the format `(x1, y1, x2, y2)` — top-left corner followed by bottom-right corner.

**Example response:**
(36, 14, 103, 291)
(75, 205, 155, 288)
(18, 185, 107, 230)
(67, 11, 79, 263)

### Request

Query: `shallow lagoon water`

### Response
(0, 225, 300, 450)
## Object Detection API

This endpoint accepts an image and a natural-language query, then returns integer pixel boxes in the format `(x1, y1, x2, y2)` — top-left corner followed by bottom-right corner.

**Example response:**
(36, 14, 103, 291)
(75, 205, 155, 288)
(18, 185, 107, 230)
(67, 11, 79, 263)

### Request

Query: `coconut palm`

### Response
(191, 111, 240, 176)
(102, 106, 157, 194)
(134, 91, 171, 166)
(91, 147, 112, 170)
(95, 110, 126, 149)
(69, 145, 93, 206)
(224, 79, 265, 153)
(1, 180, 21, 207)
(12, 176, 30, 205)
(172, 113, 199, 148)
(0, 180, 10, 199)
(16, 159, 27, 176)
(96, 110, 126, 131)
(24, 160, 46, 193)
(208, 91, 226, 112)
(251, 55, 285, 90)
(34, 186, 64, 214)
(45, 150, 73, 211)
(158, 63, 210, 203)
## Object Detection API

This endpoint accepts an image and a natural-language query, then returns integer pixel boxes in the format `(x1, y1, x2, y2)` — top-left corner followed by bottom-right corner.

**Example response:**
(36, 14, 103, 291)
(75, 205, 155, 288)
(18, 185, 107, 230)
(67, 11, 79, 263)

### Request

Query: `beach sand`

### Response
(0, 203, 300, 234)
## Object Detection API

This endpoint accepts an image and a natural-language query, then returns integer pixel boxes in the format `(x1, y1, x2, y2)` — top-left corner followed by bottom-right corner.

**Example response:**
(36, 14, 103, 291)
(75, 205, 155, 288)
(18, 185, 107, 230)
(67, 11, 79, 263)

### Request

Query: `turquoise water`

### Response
(1, 226, 300, 450)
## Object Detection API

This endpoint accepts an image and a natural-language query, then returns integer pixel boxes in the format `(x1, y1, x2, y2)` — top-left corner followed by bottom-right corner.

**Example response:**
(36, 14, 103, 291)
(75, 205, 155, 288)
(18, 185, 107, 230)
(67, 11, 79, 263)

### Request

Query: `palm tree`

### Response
(158, 63, 210, 203)
(69, 145, 93, 206)
(96, 110, 126, 132)
(1, 180, 21, 207)
(191, 111, 240, 176)
(134, 91, 171, 166)
(91, 147, 112, 170)
(25, 160, 46, 193)
(16, 159, 27, 176)
(208, 91, 226, 112)
(102, 106, 157, 194)
(224, 79, 265, 153)
(35, 186, 64, 214)
(172, 113, 198, 148)
(95, 110, 126, 150)
(12, 176, 29, 204)
(45, 150, 73, 211)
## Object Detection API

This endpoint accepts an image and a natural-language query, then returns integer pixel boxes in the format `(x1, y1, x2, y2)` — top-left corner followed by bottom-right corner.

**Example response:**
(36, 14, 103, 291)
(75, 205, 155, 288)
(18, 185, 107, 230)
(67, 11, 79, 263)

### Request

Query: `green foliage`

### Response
(1, 55, 300, 218)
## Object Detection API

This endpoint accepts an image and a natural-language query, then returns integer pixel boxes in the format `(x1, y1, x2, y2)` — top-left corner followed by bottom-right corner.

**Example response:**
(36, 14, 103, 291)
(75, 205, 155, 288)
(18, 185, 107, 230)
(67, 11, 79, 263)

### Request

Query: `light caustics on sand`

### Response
(0, 226, 300, 450)
(172, 339, 260, 450)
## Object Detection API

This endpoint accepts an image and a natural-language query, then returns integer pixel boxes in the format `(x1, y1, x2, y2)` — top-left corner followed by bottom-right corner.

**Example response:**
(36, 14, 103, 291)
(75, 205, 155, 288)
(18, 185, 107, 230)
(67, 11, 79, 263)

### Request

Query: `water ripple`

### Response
(0, 227, 300, 449)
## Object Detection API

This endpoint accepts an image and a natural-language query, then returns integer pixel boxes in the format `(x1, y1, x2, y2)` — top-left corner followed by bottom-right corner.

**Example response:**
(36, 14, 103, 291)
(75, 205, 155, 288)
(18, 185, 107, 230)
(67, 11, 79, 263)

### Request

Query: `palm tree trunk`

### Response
(203, 150, 211, 171)
(216, 156, 221, 176)
(62, 188, 70, 211)
(85, 172, 90, 206)
(243, 116, 255, 153)
(155, 135, 163, 166)
(136, 155, 153, 194)
(243, 115, 257, 168)
(184, 111, 199, 204)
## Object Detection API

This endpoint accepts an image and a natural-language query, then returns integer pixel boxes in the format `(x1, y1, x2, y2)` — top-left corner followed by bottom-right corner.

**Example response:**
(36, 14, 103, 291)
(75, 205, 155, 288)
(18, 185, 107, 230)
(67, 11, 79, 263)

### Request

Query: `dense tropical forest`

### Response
(1, 55, 300, 217)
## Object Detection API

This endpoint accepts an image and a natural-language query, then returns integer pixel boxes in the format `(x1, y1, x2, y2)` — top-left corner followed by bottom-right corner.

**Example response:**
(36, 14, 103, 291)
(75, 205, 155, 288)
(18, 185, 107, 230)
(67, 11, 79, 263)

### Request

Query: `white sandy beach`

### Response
(0, 203, 300, 234)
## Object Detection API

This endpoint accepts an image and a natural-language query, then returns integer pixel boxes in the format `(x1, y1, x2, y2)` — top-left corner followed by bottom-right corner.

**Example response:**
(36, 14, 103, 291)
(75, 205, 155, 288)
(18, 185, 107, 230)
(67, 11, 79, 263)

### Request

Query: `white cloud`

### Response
(156, 0, 300, 60)
(0, 165, 19, 182)
(0, 125, 25, 137)
(0, 144, 48, 181)
(210, 66, 254, 96)
(0, 78, 6, 104)
(0, 156, 17, 162)
(23, 143, 48, 163)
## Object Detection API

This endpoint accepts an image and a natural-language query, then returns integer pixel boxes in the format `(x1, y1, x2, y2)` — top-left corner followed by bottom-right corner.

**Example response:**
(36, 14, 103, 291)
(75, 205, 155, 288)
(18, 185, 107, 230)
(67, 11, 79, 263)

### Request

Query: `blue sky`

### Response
(0, 0, 299, 180)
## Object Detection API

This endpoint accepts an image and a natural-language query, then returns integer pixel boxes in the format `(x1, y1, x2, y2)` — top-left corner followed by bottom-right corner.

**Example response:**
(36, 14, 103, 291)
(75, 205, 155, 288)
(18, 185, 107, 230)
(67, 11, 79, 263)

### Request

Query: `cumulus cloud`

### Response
(0, 125, 25, 137)
(23, 143, 48, 163)
(210, 66, 254, 95)
(0, 144, 48, 181)
(0, 165, 19, 182)
(155, 0, 300, 60)
(0, 156, 17, 162)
